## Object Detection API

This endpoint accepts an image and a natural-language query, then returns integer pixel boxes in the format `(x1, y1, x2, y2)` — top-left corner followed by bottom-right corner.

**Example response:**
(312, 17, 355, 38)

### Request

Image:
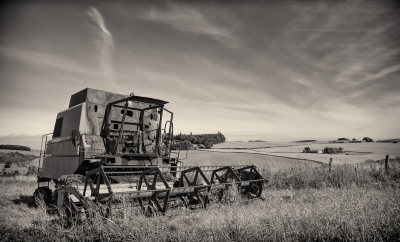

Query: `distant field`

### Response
(259, 142, 400, 156)
(180, 150, 320, 173)
(2, 142, 398, 173)
(0, 149, 40, 175)
(206, 142, 400, 165)
(213, 141, 329, 149)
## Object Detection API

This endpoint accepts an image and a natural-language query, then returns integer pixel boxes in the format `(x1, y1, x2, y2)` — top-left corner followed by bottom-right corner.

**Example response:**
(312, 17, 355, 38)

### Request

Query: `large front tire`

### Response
(33, 187, 52, 205)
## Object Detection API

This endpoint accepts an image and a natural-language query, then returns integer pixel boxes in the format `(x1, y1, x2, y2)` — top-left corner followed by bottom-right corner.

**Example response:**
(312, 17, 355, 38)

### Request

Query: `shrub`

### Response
(204, 141, 213, 149)
(1, 171, 14, 177)
(174, 132, 225, 147)
(4, 161, 12, 168)
(363, 137, 374, 142)
(323, 147, 343, 154)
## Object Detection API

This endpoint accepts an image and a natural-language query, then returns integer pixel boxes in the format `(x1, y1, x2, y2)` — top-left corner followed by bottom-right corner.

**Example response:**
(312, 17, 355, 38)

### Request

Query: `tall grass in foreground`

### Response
(263, 161, 400, 190)
(2, 187, 399, 242)
(1, 159, 400, 241)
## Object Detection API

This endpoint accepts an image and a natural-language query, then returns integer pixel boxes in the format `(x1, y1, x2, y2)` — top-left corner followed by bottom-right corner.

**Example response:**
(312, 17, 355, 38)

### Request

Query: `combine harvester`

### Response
(35, 88, 266, 218)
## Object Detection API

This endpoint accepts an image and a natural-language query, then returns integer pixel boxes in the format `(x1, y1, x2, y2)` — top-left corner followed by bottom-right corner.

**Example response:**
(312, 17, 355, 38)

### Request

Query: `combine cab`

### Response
(35, 88, 266, 217)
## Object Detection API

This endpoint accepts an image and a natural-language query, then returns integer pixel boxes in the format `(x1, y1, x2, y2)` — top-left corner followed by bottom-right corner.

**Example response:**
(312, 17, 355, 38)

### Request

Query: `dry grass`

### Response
(0, 176, 50, 229)
(1, 158, 400, 241)
(1, 182, 399, 241)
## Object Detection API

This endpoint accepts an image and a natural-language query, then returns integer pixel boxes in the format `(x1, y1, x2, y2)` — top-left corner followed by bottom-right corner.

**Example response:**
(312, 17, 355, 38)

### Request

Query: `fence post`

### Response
(355, 166, 358, 186)
(329, 158, 333, 172)
(385, 155, 389, 173)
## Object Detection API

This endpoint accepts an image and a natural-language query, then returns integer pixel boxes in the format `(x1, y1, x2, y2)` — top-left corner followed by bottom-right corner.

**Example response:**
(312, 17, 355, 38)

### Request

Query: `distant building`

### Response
(309, 149, 323, 153)
(304, 147, 323, 154)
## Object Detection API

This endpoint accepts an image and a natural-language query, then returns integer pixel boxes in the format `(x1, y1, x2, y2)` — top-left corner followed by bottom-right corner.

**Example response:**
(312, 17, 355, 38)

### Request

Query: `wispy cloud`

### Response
(0, 0, 399, 140)
(363, 64, 400, 83)
(142, 3, 235, 45)
(0, 46, 99, 78)
(295, 29, 368, 33)
(87, 7, 117, 91)
(277, 0, 400, 110)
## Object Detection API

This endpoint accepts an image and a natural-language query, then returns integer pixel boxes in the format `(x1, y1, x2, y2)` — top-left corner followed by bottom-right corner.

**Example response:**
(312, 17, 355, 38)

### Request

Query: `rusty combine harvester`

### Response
(35, 88, 266, 217)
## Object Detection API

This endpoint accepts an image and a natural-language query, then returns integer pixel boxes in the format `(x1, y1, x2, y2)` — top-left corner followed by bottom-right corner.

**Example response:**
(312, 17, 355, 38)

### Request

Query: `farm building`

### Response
(309, 150, 323, 153)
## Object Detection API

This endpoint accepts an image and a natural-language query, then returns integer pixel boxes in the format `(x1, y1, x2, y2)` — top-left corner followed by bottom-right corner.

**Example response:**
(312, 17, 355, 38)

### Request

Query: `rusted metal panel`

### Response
(41, 156, 80, 179)
(46, 137, 78, 157)
(53, 104, 83, 138)
(82, 135, 106, 158)
(69, 88, 127, 108)
(84, 102, 106, 135)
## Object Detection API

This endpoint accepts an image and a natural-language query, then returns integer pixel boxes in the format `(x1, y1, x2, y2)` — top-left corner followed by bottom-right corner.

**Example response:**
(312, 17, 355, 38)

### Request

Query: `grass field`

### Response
(1, 161, 400, 241)
(1, 144, 400, 241)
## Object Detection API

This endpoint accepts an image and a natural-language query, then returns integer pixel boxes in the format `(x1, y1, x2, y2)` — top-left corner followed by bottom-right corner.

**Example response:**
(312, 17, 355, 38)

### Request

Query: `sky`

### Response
(0, 0, 399, 149)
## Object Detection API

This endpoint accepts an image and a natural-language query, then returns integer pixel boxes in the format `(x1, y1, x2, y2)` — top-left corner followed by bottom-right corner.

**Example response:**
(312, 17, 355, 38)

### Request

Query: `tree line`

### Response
(174, 132, 226, 149)
(336, 137, 374, 142)
(0, 144, 31, 151)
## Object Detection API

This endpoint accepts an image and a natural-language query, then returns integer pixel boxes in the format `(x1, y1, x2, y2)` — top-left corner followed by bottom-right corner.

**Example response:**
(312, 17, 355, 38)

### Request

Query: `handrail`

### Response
(38, 133, 52, 172)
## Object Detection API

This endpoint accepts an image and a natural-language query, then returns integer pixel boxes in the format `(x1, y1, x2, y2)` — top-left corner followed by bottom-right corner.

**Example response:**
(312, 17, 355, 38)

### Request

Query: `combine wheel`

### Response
(33, 187, 52, 205)
(245, 181, 263, 198)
